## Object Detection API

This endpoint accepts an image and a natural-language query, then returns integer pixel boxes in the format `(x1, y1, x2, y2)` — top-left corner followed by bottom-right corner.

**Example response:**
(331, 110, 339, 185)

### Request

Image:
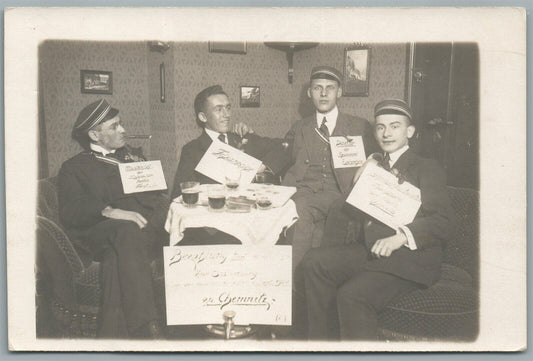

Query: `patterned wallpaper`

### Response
(40, 41, 151, 177)
(291, 43, 408, 123)
(39, 41, 406, 186)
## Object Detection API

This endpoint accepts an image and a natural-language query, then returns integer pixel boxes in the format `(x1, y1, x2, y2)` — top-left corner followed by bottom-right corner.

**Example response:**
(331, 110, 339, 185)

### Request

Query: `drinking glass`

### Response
(208, 186, 226, 212)
(225, 170, 241, 192)
(180, 181, 200, 207)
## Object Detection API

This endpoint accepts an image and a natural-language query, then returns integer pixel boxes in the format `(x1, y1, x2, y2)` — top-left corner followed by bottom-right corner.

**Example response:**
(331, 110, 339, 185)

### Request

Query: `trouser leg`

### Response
(86, 220, 159, 336)
(298, 244, 368, 339)
(336, 271, 420, 340)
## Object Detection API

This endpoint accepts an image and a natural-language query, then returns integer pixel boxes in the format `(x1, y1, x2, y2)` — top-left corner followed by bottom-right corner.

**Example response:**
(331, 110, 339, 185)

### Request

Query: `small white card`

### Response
(346, 162, 421, 229)
(164, 245, 292, 326)
(329, 135, 366, 168)
(195, 140, 262, 186)
(118, 160, 167, 194)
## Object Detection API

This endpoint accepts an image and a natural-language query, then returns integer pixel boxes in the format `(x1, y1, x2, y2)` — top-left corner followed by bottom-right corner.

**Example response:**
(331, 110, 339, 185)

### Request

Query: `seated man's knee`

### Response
(336, 282, 374, 314)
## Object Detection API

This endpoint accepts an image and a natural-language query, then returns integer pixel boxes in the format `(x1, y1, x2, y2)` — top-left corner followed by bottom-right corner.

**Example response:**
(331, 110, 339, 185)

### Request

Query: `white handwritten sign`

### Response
(118, 160, 167, 194)
(346, 162, 421, 229)
(330, 135, 366, 169)
(163, 245, 291, 326)
(195, 140, 262, 187)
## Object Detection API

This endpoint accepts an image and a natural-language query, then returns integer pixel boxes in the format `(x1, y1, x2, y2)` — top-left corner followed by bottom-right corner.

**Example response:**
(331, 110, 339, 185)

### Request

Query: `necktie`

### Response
(319, 116, 329, 137)
(380, 153, 391, 171)
(218, 133, 227, 144)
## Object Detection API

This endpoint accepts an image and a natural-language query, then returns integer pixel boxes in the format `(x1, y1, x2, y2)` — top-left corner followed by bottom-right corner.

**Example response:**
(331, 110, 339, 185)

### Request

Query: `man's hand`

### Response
(371, 232, 407, 258)
(101, 206, 148, 229)
(232, 122, 254, 137)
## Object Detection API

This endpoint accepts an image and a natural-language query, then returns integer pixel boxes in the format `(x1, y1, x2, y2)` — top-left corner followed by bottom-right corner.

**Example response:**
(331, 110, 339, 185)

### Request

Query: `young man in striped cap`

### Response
(57, 99, 169, 338)
(293, 99, 456, 340)
(281, 65, 377, 271)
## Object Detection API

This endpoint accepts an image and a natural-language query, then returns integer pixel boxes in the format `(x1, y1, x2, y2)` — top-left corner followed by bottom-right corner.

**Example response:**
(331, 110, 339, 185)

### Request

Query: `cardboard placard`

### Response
(346, 162, 421, 229)
(164, 245, 291, 326)
(195, 140, 262, 186)
(329, 135, 366, 169)
(118, 160, 167, 194)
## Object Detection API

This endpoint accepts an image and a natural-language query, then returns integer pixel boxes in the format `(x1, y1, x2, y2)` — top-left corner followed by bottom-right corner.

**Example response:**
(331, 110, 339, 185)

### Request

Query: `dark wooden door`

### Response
(407, 42, 479, 190)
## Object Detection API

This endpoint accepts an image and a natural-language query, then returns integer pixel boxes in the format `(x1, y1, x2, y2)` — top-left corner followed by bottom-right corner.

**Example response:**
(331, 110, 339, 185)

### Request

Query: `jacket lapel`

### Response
(302, 114, 319, 151)
(198, 130, 213, 152)
(391, 149, 418, 185)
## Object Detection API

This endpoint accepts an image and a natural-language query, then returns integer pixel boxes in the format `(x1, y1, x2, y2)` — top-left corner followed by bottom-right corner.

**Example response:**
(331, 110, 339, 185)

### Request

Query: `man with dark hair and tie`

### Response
(294, 99, 456, 340)
(57, 99, 169, 338)
(281, 66, 377, 270)
(171, 84, 289, 199)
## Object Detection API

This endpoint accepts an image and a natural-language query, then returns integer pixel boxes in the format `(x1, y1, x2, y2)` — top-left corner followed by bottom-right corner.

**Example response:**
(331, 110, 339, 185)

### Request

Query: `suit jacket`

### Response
(57, 150, 170, 237)
(362, 149, 456, 287)
(281, 112, 377, 196)
(171, 130, 290, 199)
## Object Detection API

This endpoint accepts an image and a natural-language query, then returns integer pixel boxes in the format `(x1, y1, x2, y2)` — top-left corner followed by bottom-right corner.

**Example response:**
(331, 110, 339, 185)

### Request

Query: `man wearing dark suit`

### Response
(295, 99, 456, 340)
(58, 99, 169, 338)
(171, 85, 289, 200)
(281, 66, 377, 269)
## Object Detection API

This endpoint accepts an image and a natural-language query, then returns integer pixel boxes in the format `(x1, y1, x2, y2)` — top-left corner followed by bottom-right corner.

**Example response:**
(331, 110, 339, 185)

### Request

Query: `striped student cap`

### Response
(74, 99, 119, 135)
(374, 99, 413, 120)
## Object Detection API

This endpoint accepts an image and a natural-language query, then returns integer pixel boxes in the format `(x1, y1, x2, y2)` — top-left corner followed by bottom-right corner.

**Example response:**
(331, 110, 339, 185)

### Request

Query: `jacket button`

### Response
(305, 159, 309, 164)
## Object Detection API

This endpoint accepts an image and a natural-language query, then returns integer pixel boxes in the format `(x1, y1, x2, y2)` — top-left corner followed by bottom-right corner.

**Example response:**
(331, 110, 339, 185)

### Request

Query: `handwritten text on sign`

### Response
(330, 136, 366, 169)
(346, 162, 421, 230)
(163, 245, 292, 326)
(118, 160, 167, 194)
(195, 140, 262, 187)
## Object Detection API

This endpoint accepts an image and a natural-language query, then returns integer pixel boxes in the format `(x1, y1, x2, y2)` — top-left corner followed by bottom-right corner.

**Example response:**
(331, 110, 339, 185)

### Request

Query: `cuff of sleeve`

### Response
(399, 226, 417, 250)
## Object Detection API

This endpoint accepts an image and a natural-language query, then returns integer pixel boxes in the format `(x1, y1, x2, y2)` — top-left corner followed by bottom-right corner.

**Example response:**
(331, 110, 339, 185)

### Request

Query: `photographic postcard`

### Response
(4, 7, 526, 352)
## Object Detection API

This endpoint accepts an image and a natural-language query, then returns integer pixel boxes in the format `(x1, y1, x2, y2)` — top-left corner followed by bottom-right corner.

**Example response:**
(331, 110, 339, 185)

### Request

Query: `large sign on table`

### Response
(195, 140, 262, 186)
(163, 245, 292, 326)
(118, 160, 167, 194)
(346, 162, 421, 229)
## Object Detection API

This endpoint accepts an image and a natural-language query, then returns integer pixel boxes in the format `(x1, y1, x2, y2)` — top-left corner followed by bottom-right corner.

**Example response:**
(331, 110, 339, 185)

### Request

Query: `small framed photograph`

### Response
(343, 46, 371, 97)
(80, 70, 113, 94)
(240, 86, 260, 108)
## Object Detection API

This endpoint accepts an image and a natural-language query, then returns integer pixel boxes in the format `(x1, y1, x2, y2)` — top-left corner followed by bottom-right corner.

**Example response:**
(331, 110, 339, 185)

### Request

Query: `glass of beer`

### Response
(225, 169, 241, 192)
(208, 186, 226, 212)
(255, 193, 273, 210)
(180, 181, 200, 207)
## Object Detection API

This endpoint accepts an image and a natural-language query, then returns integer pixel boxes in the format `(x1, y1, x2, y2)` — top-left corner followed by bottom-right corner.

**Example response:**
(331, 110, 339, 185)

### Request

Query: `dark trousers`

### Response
(294, 244, 420, 340)
(83, 219, 167, 338)
(288, 187, 342, 271)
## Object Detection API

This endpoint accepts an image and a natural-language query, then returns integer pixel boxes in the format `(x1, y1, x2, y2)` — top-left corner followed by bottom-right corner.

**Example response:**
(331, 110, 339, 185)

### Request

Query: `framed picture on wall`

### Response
(240, 86, 260, 108)
(343, 46, 371, 97)
(80, 70, 113, 94)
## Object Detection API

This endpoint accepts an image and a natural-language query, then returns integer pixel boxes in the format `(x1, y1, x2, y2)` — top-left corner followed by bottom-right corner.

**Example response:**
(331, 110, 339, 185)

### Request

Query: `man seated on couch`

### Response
(57, 99, 169, 338)
(294, 99, 456, 340)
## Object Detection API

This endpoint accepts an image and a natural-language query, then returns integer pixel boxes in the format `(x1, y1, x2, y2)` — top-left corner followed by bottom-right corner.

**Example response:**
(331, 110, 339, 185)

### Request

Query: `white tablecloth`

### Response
(165, 198, 298, 246)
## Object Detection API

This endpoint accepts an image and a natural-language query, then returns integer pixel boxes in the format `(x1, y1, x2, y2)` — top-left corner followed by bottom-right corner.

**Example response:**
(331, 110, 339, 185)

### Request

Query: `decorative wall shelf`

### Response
(264, 42, 319, 83)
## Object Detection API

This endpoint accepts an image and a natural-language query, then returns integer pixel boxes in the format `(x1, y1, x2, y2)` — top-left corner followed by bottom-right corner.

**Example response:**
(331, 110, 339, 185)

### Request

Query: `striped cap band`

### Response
(374, 99, 412, 120)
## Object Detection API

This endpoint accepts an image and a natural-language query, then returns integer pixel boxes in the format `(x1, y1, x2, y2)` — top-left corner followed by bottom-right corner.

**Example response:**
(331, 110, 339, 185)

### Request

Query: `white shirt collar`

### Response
(316, 106, 339, 135)
(90, 143, 116, 156)
(205, 127, 227, 143)
(387, 145, 409, 167)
